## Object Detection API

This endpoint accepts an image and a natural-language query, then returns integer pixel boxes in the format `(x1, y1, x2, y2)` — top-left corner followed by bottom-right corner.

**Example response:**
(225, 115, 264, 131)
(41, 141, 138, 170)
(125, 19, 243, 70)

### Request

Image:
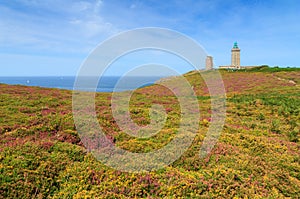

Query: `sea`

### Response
(0, 76, 164, 92)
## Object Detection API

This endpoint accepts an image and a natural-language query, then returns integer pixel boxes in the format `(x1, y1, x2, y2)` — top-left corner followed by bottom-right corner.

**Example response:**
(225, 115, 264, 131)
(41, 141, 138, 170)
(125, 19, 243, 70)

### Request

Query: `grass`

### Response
(0, 69, 299, 198)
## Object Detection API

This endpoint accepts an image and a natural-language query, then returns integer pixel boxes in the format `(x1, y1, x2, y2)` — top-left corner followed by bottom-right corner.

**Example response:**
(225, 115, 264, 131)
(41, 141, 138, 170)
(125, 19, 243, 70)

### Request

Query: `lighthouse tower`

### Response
(231, 42, 240, 69)
(205, 56, 213, 70)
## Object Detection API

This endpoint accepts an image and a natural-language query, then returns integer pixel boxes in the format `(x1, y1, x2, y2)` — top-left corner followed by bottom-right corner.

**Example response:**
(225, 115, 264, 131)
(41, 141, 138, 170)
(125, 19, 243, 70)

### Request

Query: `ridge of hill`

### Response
(0, 69, 299, 198)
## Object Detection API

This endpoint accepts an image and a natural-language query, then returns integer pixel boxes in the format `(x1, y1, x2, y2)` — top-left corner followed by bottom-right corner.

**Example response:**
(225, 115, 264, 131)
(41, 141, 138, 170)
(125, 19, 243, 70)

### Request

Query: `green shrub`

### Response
(270, 119, 281, 134)
(257, 113, 265, 120)
(288, 130, 299, 142)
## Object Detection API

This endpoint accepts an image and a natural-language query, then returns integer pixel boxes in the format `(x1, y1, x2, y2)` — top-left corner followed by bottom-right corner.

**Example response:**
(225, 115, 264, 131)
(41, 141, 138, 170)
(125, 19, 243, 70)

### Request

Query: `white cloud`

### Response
(0, 0, 119, 55)
(67, 0, 119, 39)
(130, 4, 136, 9)
(70, 1, 93, 12)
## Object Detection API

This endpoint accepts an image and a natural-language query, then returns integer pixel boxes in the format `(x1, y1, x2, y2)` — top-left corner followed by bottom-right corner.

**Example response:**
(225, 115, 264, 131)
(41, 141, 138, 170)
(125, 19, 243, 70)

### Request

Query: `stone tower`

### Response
(231, 42, 240, 69)
(205, 56, 213, 70)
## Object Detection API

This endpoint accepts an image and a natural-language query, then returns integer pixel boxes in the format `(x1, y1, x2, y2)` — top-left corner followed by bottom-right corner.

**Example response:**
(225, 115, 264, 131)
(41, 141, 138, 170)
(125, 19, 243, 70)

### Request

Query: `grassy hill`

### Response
(0, 68, 299, 198)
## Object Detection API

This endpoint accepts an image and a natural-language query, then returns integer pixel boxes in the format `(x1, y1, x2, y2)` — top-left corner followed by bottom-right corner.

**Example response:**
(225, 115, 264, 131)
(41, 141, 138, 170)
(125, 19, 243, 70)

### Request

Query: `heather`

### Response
(0, 69, 299, 198)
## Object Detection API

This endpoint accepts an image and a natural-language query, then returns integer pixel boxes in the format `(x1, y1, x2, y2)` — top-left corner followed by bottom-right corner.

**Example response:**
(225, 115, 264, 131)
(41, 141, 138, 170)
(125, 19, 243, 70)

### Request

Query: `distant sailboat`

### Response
(26, 80, 30, 84)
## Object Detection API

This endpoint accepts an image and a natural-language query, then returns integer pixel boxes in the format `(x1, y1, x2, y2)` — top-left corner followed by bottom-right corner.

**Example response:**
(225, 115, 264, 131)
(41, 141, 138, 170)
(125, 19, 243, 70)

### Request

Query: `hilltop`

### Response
(0, 68, 299, 198)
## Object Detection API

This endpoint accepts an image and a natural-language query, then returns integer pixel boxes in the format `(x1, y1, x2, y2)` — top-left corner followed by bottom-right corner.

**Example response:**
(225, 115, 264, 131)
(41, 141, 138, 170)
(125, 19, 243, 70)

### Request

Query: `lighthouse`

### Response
(231, 42, 240, 69)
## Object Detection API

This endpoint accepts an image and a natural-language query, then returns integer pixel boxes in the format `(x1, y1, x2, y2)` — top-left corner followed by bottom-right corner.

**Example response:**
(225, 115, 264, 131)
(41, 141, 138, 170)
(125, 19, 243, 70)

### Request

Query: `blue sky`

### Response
(0, 0, 299, 76)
